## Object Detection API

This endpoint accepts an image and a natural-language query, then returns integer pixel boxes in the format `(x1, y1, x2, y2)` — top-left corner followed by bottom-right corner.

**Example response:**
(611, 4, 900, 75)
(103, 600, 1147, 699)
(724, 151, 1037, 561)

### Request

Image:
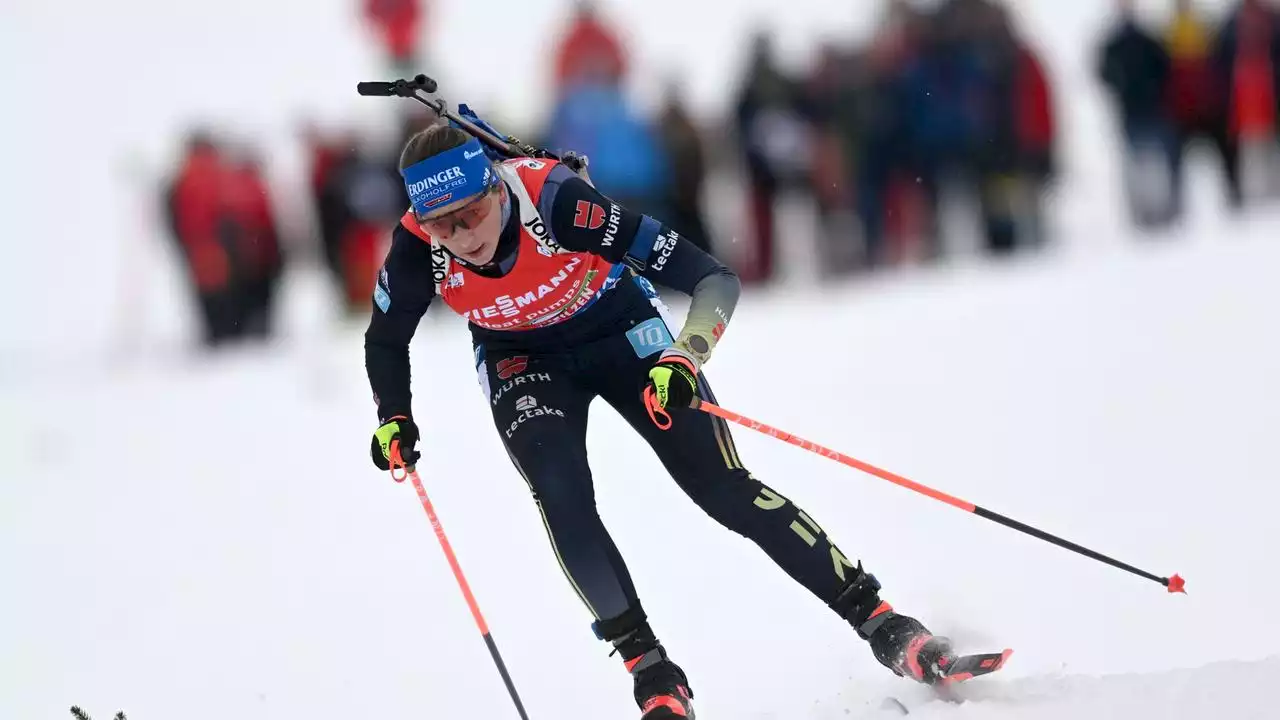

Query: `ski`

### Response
(938, 647, 1013, 684)
(883, 648, 1013, 714)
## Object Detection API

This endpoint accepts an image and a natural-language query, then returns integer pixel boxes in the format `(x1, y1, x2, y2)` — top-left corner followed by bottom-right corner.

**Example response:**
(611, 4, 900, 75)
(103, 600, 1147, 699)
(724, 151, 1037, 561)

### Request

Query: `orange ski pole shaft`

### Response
(389, 443, 531, 719)
(694, 400, 1185, 594)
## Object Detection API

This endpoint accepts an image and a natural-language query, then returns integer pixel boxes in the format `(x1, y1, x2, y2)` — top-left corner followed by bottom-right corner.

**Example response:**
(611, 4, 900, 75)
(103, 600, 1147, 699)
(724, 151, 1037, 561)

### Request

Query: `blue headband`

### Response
(402, 137, 499, 217)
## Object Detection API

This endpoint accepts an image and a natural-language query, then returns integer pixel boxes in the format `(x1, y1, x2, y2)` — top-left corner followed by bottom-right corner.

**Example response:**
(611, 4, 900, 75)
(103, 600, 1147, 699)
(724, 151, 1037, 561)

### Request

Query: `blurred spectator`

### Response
(800, 42, 860, 276)
(553, 0, 627, 96)
(733, 30, 810, 284)
(1163, 0, 1236, 214)
(305, 126, 404, 314)
(854, 0, 929, 269)
(363, 0, 425, 75)
(164, 132, 234, 347)
(933, 0, 1033, 255)
(325, 138, 404, 314)
(1098, 0, 1178, 228)
(221, 148, 284, 339)
(543, 3, 666, 218)
(304, 126, 358, 302)
(162, 133, 284, 348)
(1011, 36, 1058, 248)
(1211, 0, 1280, 203)
(656, 80, 713, 252)
(1165, 0, 1216, 138)
(543, 80, 669, 219)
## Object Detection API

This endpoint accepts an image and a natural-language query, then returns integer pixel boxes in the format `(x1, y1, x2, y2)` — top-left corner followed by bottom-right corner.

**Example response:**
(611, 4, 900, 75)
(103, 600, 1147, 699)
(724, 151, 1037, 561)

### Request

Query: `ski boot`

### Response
(626, 646, 696, 719)
(833, 568, 1011, 686)
(863, 608, 954, 684)
(865, 608, 1014, 688)
(596, 610, 696, 720)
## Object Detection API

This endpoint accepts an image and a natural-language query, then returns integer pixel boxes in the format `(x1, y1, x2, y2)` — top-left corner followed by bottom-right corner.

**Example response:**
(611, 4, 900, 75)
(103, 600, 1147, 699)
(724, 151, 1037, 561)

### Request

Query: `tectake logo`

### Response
(504, 396, 567, 438)
(651, 229, 678, 271)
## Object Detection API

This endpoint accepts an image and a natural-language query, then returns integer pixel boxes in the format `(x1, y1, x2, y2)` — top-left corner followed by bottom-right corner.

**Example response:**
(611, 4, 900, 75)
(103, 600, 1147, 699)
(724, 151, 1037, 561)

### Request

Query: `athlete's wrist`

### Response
(659, 346, 701, 373)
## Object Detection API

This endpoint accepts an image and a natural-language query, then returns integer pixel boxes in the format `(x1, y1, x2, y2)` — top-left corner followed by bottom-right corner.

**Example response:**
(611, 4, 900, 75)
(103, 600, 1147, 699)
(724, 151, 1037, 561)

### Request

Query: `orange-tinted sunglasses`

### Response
(416, 185, 499, 235)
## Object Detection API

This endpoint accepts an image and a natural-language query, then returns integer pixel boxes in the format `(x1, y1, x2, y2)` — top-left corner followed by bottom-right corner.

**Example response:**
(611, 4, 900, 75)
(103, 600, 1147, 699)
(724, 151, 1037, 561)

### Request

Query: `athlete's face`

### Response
(417, 183, 506, 265)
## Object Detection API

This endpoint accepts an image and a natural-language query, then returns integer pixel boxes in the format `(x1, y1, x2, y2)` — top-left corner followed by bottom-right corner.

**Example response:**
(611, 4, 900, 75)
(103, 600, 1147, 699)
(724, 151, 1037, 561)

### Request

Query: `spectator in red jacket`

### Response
(553, 0, 627, 95)
(1166, 0, 1217, 134)
(1011, 39, 1057, 247)
(163, 133, 289, 348)
(222, 151, 284, 338)
(363, 0, 424, 73)
(1209, 0, 1280, 206)
(164, 133, 237, 346)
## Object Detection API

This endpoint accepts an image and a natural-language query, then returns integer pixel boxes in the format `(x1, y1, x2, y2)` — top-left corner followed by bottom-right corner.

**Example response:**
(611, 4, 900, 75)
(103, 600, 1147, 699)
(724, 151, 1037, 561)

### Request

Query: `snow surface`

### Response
(3, 0, 1278, 718)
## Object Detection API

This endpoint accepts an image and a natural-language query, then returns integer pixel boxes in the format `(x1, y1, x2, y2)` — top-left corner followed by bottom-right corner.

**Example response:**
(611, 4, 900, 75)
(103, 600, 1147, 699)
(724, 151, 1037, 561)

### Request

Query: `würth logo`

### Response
(573, 200, 606, 230)
(496, 356, 529, 380)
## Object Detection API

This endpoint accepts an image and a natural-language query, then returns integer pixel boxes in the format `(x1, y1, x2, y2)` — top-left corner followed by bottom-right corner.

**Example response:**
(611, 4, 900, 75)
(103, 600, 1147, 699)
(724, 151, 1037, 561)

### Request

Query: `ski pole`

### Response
(389, 442, 532, 719)
(691, 400, 1186, 594)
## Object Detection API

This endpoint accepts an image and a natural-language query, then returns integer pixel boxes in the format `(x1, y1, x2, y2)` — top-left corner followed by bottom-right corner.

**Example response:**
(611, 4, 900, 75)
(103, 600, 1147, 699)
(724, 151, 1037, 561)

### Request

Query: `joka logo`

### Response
(496, 356, 529, 380)
(574, 200, 607, 230)
(515, 395, 537, 411)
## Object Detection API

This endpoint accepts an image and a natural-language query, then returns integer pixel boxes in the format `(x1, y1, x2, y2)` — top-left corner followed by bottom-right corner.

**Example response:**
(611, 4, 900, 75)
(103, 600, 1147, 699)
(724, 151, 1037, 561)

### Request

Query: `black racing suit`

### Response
(365, 164, 871, 644)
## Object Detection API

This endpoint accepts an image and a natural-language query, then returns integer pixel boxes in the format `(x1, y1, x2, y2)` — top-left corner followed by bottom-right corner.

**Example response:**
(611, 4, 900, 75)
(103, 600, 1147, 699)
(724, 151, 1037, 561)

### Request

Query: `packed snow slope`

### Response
(4, 219, 1278, 720)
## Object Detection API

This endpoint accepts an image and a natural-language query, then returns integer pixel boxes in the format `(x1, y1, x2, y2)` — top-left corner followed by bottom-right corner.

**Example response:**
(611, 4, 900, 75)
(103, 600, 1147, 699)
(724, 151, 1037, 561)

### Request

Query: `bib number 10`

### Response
(626, 318, 674, 358)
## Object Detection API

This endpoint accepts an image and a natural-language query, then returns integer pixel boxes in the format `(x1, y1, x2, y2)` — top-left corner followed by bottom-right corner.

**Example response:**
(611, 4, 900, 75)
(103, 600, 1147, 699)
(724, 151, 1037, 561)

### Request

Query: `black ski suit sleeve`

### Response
(539, 164, 740, 365)
(364, 222, 436, 422)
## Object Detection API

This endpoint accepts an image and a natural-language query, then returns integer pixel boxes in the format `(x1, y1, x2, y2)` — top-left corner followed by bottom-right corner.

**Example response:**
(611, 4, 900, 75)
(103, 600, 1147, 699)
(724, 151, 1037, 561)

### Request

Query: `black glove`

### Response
(644, 349, 700, 420)
(370, 415, 421, 471)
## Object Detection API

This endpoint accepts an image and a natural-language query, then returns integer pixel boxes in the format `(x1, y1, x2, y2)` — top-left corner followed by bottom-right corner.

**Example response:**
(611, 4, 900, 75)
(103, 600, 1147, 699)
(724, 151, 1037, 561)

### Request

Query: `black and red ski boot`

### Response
(864, 609, 954, 684)
(626, 647, 696, 719)
(863, 604, 1013, 686)
(833, 567, 1012, 686)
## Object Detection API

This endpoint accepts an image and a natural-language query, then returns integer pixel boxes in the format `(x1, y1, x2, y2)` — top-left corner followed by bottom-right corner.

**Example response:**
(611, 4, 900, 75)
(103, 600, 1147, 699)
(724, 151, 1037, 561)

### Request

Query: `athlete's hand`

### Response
(645, 349, 700, 412)
(370, 416, 421, 471)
